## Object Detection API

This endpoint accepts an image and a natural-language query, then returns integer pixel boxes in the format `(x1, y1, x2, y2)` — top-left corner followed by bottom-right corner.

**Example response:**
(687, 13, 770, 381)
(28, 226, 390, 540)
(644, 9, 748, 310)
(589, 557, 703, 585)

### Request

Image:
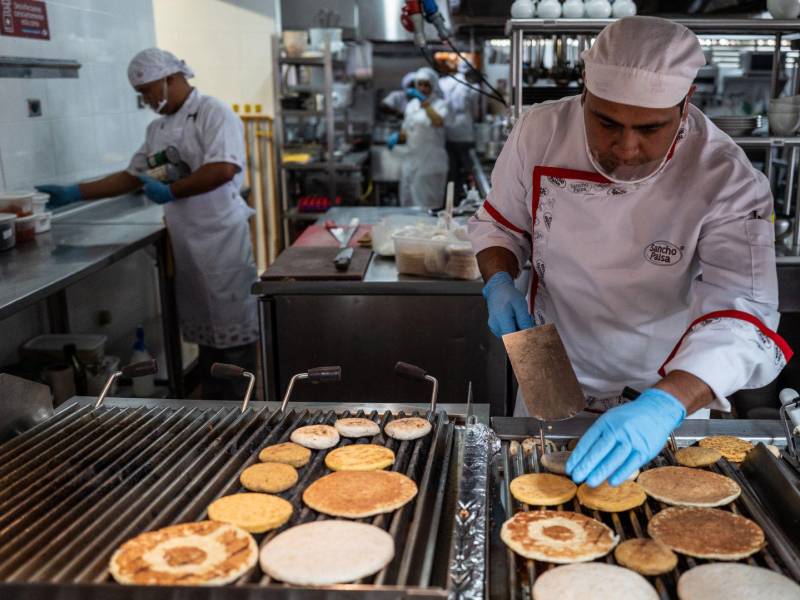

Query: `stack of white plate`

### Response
(710, 115, 762, 137)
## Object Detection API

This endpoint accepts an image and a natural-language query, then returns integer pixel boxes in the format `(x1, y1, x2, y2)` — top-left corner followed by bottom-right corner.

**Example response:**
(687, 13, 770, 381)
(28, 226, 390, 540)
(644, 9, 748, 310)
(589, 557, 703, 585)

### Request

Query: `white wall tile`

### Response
(51, 116, 98, 176)
(94, 113, 131, 169)
(0, 79, 48, 123)
(0, 120, 56, 189)
(45, 71, 93, 118)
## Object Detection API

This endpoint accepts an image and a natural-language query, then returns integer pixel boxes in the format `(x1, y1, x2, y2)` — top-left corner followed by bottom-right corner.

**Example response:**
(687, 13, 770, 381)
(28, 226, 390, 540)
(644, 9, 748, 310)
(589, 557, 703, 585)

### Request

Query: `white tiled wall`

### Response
(0, 0, 157, 192)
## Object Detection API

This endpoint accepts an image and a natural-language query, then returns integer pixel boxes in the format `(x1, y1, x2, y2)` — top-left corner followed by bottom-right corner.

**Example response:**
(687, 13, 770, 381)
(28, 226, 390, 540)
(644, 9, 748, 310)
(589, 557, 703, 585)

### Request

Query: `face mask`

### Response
(583, 97, 690, 185)
(153, 78, 168, 114)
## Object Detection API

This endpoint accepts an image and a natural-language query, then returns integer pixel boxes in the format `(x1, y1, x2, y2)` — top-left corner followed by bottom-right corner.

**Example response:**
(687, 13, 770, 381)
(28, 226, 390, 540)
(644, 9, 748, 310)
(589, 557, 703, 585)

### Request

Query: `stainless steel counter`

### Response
(0, 194, 182, 395)
(0, 195, 165, 319)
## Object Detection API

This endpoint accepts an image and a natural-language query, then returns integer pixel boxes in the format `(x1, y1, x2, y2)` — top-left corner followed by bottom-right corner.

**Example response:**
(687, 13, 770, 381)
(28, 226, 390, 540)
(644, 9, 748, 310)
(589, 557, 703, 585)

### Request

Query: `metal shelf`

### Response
(281, 109, 325, 118)
(733, 136, 800, 147)
(281, 161, 362, 172)
(506, 18, 800, 35)
(279, 55, 345, 67)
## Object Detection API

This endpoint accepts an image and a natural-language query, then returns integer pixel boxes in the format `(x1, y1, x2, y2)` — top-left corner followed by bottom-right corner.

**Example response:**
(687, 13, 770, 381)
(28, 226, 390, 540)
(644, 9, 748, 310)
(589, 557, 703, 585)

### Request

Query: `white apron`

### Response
(400, 98, 449, 207)
(134, 91, 258, 348)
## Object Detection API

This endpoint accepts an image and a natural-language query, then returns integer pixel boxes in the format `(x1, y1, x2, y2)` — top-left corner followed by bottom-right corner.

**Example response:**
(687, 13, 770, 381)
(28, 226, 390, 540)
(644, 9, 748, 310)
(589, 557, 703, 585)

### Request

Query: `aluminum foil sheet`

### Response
(449, 421, 500, 599)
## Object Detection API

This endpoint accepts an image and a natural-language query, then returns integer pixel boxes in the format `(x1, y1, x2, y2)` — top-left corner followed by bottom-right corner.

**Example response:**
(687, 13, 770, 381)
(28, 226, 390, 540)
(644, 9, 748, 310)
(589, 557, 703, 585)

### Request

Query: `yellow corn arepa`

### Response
(324, 444, 395, 471)
(303, 470, 418, 518)
(509, 473, 577, 506)
(239, 462, 298, 493)
(698, 436, 754, 463)
(613, 538, 678, 576)
(576, 480, 647, 512)
(675, 445, 722, 467)
(257, 442, 311, 468)
(207, 493, 293, 534)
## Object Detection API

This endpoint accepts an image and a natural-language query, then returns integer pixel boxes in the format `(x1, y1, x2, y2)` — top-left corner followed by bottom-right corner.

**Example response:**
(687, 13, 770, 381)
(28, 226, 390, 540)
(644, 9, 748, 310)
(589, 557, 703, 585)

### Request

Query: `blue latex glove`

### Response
(137, 175, 175, 205)
(35, 184, 82, 209)
(406, 87, 427, 102)
(387, 132, 400, 150)
(482, 271, 533, 337)
(566, 389, 686, 487)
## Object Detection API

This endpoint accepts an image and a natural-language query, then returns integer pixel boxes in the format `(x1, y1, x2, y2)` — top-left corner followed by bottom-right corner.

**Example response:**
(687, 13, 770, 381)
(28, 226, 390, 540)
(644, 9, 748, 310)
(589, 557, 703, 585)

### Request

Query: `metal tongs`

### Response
(93, 359, 158, 409)
(211, 363, 256, 413)
(394, 361, 439, 415)
(279, 366, 343, 413)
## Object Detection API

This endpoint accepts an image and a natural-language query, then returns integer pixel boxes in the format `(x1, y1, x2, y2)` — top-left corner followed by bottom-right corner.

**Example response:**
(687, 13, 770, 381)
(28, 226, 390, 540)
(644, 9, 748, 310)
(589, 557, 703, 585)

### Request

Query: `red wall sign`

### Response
(1, 0, 50, 40)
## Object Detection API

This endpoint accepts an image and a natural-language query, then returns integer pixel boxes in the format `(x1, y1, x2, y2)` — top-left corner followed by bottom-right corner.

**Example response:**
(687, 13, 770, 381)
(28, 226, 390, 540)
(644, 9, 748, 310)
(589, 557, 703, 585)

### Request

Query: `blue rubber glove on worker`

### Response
(482, 271, 533, 337)
(566, 388, 686, 487)
(387, 132, 400, 150)
(35, 184, 82, 209)
(406, 88, 427, 102)
(137, 174, 175, 205)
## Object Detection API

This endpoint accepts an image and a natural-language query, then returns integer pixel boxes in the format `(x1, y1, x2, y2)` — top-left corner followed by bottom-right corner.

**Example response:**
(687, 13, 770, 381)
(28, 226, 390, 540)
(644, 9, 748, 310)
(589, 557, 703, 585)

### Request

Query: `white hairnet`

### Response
(127, 48, 195, 87)
(582, 16, 705, 109)
(401, 71, 416, 89)
(415, 67, 442, 97)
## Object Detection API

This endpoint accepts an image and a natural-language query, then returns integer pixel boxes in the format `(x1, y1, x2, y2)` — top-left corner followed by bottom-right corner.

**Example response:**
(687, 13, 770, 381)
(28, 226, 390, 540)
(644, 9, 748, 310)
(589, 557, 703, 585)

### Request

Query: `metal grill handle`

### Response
(94, 360, 158, 409)
(279, 365, 342, 413)
(395, 361, 438, 415)
(210, 362, 256, 413)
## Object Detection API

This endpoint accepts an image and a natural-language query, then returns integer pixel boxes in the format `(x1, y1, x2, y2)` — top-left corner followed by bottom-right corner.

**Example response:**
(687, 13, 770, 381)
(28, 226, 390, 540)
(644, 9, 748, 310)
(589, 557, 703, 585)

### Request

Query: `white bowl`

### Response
(769, 111, 800, 135)
(562, 0, 585, 18)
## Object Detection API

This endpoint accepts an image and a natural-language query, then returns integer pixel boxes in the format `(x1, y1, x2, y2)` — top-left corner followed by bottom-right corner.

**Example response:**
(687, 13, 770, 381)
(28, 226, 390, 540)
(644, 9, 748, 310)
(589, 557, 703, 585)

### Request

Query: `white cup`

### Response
(769, 110, 800, 135)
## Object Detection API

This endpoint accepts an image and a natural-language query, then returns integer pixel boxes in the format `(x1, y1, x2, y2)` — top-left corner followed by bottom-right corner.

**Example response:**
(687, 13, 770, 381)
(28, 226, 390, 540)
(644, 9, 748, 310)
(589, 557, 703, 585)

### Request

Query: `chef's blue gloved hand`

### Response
(406, 88, 427, 102)
(566, 388, 686, 487)
(137, 175, 175, 205)
(482, 271, 533, 337)
(36, 184, 82, 209)
(387, 132, 400, 150)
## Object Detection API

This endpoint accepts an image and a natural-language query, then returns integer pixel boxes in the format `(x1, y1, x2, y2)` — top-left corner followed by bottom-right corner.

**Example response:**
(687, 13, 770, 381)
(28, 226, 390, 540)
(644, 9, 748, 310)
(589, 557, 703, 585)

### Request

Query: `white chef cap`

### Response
(127, 48, 195, 87)
(582, 16, 705, 109)
(401, 71, 416, 89)
(415, 67, 441, 95)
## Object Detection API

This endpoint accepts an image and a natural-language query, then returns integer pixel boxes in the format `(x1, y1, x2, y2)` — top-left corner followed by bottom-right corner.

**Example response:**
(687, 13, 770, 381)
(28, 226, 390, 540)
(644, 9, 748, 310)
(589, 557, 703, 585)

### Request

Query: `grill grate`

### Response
(489, 438, 800, 600)
(0, 401, 456, 594)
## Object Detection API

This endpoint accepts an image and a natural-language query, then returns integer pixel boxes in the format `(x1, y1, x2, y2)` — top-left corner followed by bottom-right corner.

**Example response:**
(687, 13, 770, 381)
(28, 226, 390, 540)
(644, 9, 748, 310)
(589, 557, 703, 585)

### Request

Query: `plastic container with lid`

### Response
(0, 191, 34, 216)
(0, 213, 17, 251)
(392, 224, 481, 280)
(15, 214, 38, 243)
(32, 192, 49, 214)
(20, 333, 108, 364)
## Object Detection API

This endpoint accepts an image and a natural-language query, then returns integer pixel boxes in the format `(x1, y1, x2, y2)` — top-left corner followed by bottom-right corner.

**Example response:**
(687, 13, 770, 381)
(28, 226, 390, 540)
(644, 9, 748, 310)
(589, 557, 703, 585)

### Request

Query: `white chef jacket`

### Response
(128, 89, 259, 349)
(440, 74, 479, 143)
(399, 97, 450, 207)
(468, 95, 791, 412)
(381, 89, 409, 115)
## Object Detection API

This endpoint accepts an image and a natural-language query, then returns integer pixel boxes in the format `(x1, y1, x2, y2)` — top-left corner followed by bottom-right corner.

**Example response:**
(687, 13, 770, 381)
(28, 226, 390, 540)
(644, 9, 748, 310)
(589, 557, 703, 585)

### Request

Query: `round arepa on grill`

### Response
(109, 520, 257, 585)
(697, 435, 753, 463)
(675, 445, 722, 467)
(501, 510, 619, 563)
(509, 473, 577, 506)
(637, 466, 740, 507)
(207, 493, 292, 534)
(532, 563, 658, 600)
(303, 470, 418, 518)
(648, 506, 764, 560)
(260, 520, 394, 585)
(258, 442, 311, 467)
(614, 538, 677, 576)
(240, 462, 298, 493)
(576, 480, 647, 512)
(334, 417, 381, 438)
(290, 424, 340, 449)
(384, 417, 432, 441)
(677, 563, 800, 600)
(325, 443, 395, 471)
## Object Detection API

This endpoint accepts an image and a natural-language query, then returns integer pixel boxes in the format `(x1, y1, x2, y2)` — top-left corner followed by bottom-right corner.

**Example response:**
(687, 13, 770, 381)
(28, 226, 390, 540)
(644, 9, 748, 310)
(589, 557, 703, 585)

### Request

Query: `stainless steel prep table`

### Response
(0, 195, 183, 396)
(253, 206, 511, 414)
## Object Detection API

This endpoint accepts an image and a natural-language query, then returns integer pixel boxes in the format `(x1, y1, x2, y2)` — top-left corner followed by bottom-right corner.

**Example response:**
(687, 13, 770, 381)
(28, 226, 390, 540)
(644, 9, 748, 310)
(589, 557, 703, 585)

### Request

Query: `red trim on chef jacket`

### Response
(483, 200, 526, 235)
(658, 309, 793, 377)
(528, 166, 612, 313)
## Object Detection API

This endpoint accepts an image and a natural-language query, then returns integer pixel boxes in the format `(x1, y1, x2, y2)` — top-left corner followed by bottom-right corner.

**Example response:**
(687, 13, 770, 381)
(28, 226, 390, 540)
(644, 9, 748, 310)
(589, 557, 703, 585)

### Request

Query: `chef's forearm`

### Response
(424, 104, 444, 127)
(170, 162, 238, 199)
(79, 171, 142, 200)
(476, 246, 520, 281)
(654, 370, 714, 416)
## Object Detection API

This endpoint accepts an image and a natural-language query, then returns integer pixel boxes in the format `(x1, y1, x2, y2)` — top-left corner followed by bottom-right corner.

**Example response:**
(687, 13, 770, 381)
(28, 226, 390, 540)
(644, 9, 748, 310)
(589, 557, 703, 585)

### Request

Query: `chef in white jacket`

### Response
(468, 17, 792, 487)
(389, 67, 450, 207)
(440, 61, 481, 192)
(37, 49, 258, 399)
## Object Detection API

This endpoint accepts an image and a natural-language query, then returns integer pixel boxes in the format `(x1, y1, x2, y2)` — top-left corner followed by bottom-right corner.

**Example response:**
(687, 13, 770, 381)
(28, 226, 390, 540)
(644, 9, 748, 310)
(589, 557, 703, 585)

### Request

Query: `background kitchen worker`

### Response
(468, 17, 791, 487)
(389, 67, 450, 208)
(440, 61, 481, 193)
(37, 48, 258, 400)
(380, 71, 417, 118)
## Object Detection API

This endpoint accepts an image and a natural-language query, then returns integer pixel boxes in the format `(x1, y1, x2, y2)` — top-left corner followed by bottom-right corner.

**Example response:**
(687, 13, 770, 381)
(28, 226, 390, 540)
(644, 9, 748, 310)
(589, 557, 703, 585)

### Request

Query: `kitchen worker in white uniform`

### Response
(440, 61, 481, 193)
(468, 17, 792, 488)
(387, 67, 450, 207)
(37, 49, 259, 399)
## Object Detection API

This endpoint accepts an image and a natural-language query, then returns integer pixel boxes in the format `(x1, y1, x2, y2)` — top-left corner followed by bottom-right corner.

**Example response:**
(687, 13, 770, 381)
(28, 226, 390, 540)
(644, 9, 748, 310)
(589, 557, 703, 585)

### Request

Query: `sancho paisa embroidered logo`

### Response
(644, 241, 683, 266)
